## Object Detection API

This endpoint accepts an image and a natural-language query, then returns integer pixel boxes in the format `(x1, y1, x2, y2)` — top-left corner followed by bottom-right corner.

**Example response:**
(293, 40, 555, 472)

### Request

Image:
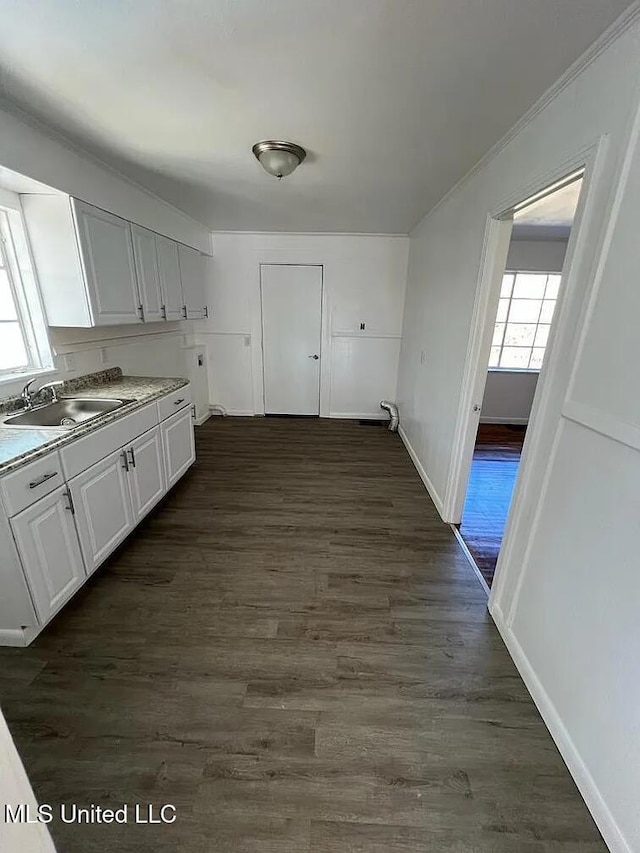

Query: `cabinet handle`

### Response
(121, 450, 130, 472)
(161, 304, 167, 320)
(137, 303, 145, 321)
(182, 305, 188, 319)
(64, 488, 75, 514)
(204, 305, 209, 318)
(174, 398, 185, 406)
(28, 471, 58, 489)
(128, 448, 136, 468)
(191, 404, 196, 419)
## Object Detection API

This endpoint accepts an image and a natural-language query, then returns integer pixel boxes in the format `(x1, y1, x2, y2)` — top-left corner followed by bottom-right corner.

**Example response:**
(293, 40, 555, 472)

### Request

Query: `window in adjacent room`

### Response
(0, 206, 52, 379)
(488, 271, 560, 370)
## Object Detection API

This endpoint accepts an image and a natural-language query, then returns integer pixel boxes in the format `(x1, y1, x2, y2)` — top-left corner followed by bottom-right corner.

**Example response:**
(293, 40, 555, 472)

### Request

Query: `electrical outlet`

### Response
(100, 348, 108, 364)
(197, 353, 204, 367)
(63, 354, 75, 372)
(244, 335, 251, 347)
(420, 350, 426, 365)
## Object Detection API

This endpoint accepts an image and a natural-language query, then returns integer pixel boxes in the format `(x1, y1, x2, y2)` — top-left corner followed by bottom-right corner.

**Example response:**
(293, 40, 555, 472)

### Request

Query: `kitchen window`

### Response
(489, 271, 560, 370)
(0, 205, 53, 380)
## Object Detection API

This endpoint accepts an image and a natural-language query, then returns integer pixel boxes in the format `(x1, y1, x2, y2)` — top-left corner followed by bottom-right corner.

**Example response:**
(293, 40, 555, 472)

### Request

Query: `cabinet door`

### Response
(161, 407, 195, 489)
(127, 426, 166, 522)
(178, 244, 207, 319)
(131, 225, 164, 322)
(72, 199, 142, 326)
(156, 235, 184, 321)
(69, 449, 134, 574)
(10, 486, 86, 624)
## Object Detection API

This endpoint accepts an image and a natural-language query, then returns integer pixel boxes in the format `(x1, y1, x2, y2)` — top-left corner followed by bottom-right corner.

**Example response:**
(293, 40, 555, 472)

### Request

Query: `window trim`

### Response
(489, 269, 560, 373)
(0, 205, 53, 383)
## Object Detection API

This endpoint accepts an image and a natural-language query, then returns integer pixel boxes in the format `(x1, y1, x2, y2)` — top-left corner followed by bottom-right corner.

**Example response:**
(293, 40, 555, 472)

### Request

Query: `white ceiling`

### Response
(0, 0, 632, 233)
(512, 178, 583, 240)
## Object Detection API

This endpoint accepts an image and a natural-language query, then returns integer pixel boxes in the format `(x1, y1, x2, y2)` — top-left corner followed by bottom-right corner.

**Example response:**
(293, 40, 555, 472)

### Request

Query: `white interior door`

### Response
(261, 264, 322, 415)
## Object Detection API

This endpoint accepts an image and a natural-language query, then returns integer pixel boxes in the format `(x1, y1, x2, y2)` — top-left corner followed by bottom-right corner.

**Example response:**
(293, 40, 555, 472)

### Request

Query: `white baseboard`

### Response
(0, 625, 35, 648)
(398, 425, 445, 518)
(329, 412, 388, 420)
(194, 411, 212, 426)
(215, 409, 255, 417)
(489, 599, 631, 853)
(479, 416, 529, 425)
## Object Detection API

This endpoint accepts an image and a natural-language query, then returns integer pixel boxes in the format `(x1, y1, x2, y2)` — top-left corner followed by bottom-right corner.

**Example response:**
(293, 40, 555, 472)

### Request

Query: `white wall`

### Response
(506, 237, 568, 272)
(481, 238, 567, 423)
(201, 233, 409, 418)
(0, 709, 56, 851)
(481, 371, 539, 424)
(397, 12, 640, 852)
(0, 99, 210, 252)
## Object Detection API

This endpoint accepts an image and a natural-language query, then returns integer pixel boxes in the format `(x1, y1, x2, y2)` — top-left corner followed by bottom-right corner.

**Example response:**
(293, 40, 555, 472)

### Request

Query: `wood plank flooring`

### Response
(0, 417, 604, 852)
(459, 424, 526, 586)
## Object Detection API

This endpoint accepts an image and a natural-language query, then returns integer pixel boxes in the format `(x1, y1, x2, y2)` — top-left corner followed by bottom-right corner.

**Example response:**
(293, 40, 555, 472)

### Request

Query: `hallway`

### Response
(460, 424, 526, 586)
(0, 418, 603, 852)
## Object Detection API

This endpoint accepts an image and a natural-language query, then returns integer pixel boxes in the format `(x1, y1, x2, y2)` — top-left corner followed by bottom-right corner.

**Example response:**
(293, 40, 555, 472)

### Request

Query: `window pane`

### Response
(505, 323, 536, 347)
(540, 299, 556, 323)
(489, 346, 501, 368)
(0, 269, 17, 321)
(501, 274, 514, 298)
(496, 298, 509, 322)
(509, 298, 542, 322)
(530, 347, 545, 369)
(545, 275, 561, 299)
(500, 347, 531, 369)
(492, 322, 505, 346)
(0, 322, 28, 370)
(534, 324, 551, 348)
(513, 273, 547, 299)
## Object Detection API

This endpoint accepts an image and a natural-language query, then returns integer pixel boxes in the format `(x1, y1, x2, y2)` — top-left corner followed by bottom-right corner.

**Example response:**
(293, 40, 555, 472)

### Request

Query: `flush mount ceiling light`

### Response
(252, 140, 307, 179)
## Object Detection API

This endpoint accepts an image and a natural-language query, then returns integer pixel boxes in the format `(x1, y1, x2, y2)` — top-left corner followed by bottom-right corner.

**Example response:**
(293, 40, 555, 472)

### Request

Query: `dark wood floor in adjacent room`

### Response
(459, 424, 526, 587)
(0, 417, 604, 852)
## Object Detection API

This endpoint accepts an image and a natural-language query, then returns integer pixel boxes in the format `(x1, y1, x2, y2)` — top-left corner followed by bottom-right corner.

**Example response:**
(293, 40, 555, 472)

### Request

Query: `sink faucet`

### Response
(21, 379, 64, 410)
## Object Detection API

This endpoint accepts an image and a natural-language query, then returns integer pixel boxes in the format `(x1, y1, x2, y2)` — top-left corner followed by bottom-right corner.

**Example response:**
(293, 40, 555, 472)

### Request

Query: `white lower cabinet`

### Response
(0, 384, 196, 643)
(127, 426, 166, 522)
(10, 486, 86, 623)
(69, 448, 134, 574)
(161, 406, 196, 488)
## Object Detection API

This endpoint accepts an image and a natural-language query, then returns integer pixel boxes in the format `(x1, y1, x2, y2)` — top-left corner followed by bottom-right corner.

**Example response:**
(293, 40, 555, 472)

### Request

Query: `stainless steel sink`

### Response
(3, 398, 135, 429)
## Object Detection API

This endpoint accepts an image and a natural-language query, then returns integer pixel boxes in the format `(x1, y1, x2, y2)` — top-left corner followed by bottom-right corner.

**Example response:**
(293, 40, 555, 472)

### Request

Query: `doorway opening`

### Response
(457, 173, 584, 589)
(260, 264, 323, 416)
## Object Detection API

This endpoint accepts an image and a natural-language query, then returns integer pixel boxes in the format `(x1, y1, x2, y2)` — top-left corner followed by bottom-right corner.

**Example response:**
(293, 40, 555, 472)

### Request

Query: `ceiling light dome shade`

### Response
(252, 140, 306, 179)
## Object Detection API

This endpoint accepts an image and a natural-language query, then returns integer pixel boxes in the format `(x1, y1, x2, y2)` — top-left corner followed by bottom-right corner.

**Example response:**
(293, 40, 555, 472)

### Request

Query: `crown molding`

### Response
(410, 1, 640, 234)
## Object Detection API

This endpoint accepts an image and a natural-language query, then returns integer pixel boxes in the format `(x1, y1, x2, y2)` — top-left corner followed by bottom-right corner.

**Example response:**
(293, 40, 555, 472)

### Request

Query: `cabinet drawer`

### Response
(1, 452, 64, 517)
(157, 384, 192, 422)
(61, 402, 158, 480)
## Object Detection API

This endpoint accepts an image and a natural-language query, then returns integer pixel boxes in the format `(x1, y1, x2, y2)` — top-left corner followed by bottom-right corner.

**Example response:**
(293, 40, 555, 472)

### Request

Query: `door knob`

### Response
(309, 354, 319, 360)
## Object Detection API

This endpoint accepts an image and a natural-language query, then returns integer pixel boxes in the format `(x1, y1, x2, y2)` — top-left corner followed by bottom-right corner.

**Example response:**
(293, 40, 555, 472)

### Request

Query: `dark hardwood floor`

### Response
(0, 417, 604, 852)
(459, 424, 526, 587)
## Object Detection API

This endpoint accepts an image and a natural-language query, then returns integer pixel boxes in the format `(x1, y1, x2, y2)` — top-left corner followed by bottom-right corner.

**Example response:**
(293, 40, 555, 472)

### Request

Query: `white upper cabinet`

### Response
(156, 234, 185, 321)
(131, 224, 164, 323)
(178, 244, 207, 319)
(72, 200, 142, 325)
(22, 194, 209, 328)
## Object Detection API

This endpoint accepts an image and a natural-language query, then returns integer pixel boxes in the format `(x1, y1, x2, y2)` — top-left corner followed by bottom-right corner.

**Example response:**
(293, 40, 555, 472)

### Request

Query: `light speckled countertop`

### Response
(0, 370, 189, 476)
